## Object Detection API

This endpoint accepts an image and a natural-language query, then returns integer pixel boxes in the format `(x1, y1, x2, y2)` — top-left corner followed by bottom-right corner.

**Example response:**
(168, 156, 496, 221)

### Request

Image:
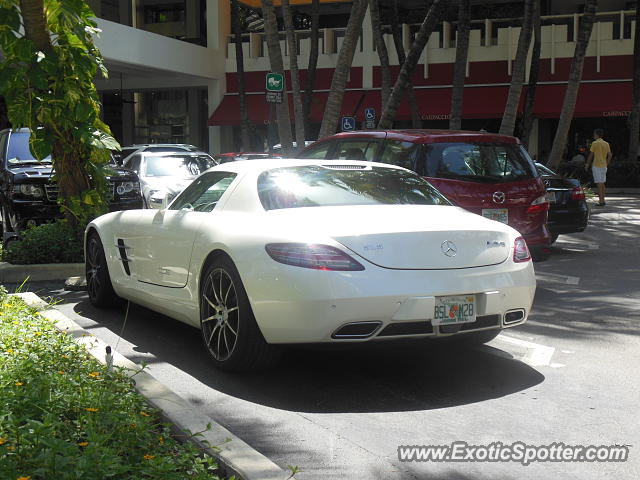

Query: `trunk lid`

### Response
(268, 205, 512, 269)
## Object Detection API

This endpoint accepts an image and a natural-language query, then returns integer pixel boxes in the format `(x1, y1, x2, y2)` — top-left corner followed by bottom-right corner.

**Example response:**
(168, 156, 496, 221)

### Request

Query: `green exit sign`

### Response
(266, 73, 284, 92)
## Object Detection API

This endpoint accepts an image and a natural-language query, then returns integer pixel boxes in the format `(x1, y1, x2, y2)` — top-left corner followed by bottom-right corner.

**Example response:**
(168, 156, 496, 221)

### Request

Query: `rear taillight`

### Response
(571, 186, 585, 201)
(513, 237, 531, 263)
(527, 194, 550, 214)
(265, 243, 365, 271)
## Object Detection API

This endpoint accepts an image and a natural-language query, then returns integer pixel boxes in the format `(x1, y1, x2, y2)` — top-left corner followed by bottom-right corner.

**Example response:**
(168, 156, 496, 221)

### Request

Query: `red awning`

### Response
(208, 91, 374, 126)
(532, 82, 631, 118)
(208, 82, 631, 126)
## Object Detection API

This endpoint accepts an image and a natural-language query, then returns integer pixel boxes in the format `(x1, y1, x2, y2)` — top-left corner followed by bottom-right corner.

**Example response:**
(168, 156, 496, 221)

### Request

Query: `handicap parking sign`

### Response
(341, 116, 356, 131)
(364, 107, 376, 120)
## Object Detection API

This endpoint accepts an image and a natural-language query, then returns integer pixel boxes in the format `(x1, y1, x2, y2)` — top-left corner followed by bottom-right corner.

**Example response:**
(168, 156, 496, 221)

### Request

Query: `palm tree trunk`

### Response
(548, 0, 598, 170)
(499, 0, 534, 136)
(519, 0, 541, 149)
(303, 0, 320, 135)
(281, 0, 306, 151)
(378, 0, 444, 129)
(261, 0, 294, 154)
(627, 1, 640, 161)
(232, 0, 251, 151)
(318, 0, 368, 139)
(21, 0, 91, 229)
(370, 0, 391, 110)
(449, 0, 471, 130)
(390, 0, 421, 128)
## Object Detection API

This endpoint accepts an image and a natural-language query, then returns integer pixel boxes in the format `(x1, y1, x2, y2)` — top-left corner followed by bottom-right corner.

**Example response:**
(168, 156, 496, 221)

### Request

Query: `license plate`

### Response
(545, 191, 556, 203)
(482, 208, 508, 224)
(433, 295, 476, 326)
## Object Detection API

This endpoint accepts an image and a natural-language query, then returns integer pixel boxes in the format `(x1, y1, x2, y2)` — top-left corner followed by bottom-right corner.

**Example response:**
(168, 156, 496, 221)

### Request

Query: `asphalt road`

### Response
(16, 196, 640, 480)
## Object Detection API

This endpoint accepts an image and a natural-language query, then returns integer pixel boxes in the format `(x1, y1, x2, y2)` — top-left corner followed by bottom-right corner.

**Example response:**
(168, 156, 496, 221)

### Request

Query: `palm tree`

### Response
(390, 0, 421, 128)
(318, 0, 368, 139)
(232, 0, 251, 151)
(628, 1, 640, 161)
(378, 0, 445, 129)
(449, 0, 471, 130)
(519, 0, 541, 149)
(303, 0, 320, 135)
(548, 0, 598, 169)
(281, 0, 306, 152)
(261, 0, 294, 154)
(370, 0, 391, 110)
(499, 0, 534, 136)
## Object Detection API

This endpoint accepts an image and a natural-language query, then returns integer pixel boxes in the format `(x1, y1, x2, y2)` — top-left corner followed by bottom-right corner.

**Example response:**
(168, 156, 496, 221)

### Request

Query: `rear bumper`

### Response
(548, 202, 589, 235)
(241, 259, 536, 344)
(521, 222, 552, 247)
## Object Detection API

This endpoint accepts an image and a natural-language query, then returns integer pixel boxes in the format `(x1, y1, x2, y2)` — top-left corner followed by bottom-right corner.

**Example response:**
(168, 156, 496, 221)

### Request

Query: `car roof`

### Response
(316, 129, 519, 145)
(208, 158, 408, 175)
(136, 150, 211, 157)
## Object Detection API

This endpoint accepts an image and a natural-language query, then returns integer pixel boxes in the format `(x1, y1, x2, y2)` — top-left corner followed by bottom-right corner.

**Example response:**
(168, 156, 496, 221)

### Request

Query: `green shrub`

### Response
(606, 160, 640, 188)
(4, 221, 83, 264)
(0, 288, 222, 479)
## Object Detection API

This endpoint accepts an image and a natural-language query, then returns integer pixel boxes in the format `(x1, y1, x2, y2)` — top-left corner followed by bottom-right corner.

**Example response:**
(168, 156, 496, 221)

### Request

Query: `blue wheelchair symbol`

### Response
(365, 108, 376, 120)
(342, 116, 356, 131)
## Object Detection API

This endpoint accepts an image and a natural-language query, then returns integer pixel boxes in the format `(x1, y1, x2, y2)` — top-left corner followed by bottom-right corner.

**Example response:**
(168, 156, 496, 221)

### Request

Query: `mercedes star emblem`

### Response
(492, 191, 506, 204)
(441, 240, 457, 257)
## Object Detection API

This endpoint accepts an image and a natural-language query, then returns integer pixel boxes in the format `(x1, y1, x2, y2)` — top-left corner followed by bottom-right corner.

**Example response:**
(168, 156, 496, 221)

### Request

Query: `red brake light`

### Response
(527, 194, 550, 214)
(513, 237, 531, 263)
(571, 186, 585, 201)
(265, 243, 365, 271)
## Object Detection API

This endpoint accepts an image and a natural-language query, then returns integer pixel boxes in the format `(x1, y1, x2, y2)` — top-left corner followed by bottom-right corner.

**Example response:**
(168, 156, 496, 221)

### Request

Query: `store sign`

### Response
(602, 111, 630, 117)
(266, 72, 284, 104)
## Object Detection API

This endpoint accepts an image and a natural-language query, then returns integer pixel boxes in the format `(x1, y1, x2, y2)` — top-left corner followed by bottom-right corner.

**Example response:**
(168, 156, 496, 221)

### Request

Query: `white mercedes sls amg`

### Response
(85, 159, 536, 371)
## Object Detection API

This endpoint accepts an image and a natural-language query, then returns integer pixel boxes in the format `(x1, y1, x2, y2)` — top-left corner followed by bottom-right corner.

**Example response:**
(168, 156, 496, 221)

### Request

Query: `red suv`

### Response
(300, 130, 551, 255)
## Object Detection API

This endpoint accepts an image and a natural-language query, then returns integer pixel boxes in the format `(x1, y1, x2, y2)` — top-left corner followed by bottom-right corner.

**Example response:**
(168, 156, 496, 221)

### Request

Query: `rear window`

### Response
(420, 143, 537, 183)
(257, 165, 450, 211)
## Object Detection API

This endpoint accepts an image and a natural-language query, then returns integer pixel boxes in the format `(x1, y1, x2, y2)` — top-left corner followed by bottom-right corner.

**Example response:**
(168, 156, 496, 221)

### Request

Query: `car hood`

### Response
(141, 176, 194, 194)
(264, 205, 516, 270)
(7, 165, 138, 182)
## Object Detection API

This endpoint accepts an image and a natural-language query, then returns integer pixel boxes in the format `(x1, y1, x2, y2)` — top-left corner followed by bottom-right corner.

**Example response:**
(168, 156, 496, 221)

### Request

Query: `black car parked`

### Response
(536, 162, 589, 243)
(0, 128, 143, 240)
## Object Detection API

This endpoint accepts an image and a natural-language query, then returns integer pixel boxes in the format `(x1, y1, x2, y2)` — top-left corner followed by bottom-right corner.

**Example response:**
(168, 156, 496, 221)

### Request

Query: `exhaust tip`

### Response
(332, 321, 382, 339)
(504, 309, 526, 325)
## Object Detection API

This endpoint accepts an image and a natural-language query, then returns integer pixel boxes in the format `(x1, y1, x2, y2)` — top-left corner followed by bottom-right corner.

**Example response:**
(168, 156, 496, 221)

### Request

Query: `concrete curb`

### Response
(14, 292, 294, 480)
(0, 262, 84, 283)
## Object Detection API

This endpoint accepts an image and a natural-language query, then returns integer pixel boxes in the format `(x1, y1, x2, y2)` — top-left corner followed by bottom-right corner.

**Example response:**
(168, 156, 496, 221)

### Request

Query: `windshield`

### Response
(6, 132, 52, 165)
(143, 155, 216, 178)
(257, 165, 450, 211)
(422, 142, 537, 183)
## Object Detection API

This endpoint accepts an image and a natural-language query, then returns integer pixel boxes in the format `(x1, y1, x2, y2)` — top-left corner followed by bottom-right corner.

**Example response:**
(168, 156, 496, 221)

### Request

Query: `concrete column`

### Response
(207, 80, 222, 153)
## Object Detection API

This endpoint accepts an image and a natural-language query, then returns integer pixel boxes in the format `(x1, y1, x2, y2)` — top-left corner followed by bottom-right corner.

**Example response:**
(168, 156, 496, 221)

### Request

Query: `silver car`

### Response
(123, 151, 218, 208)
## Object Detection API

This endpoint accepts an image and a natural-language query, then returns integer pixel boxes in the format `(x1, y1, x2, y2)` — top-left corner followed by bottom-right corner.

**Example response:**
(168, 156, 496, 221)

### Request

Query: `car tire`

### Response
(199, 256, 281, 372)
(86, 232, 120, 308)
(1, 206, 19, 235)
(450, 329, 501, 347)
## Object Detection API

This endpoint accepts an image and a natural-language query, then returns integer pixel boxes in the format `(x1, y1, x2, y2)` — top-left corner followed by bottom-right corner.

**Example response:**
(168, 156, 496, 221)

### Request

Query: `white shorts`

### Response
(592, 166, 607, 183)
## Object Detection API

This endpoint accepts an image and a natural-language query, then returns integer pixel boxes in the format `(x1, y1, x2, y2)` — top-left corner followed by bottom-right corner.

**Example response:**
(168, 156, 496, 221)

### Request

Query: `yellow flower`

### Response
(62, 355, 69, 359)
(140, 411, 150, 417)
(58, 371, 65, 375)
(17, 476, 31, 480)
(158, 436, 164, 445)
(2, 303, 10, 307)
(88, 372, 101, 378)
(7, 445, 15, 451)
(5, 349, 13, 353)
(129, 423, 136, 428)
(0, 437, 7, 445)
(33, 332, 42, 336)
(143, 454, 155, 460)
(15, 382, 24, 386)
(85, 408, 98, 412)
(77, 441, 89, 447)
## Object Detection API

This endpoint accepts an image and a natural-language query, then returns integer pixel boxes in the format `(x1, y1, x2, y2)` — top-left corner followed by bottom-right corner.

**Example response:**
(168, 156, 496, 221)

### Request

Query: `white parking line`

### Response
(536, 272, 580, 285)
(493, 334, 557, 367)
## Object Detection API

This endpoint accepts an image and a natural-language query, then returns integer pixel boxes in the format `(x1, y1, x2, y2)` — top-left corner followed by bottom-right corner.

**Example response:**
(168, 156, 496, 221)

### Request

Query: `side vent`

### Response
(116, 239, 131, 276)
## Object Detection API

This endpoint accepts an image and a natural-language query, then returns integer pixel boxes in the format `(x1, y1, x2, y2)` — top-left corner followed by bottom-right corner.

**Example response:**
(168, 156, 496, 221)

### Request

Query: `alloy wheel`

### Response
(86, 237, 102, 302)
(201, 267, 240, 361)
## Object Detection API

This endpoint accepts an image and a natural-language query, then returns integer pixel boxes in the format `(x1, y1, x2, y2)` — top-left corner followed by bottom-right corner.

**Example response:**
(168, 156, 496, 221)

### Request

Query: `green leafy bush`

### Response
(0, 288, 222, 479)
(606, 160, 640, 188)
(3, 221, 83, 264)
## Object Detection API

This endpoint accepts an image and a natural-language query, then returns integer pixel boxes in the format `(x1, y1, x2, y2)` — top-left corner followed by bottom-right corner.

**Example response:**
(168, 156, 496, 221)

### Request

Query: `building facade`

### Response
(1, 0, 635, 159)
